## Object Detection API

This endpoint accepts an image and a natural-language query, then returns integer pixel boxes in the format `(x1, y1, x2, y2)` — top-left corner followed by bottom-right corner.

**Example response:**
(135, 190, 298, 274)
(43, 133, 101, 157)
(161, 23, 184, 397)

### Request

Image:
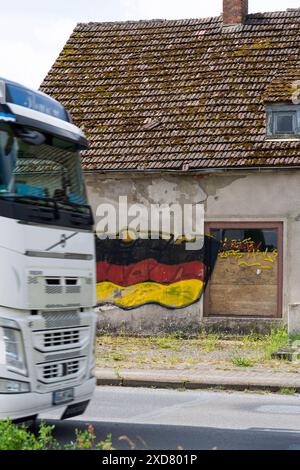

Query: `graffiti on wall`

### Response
(95, 235, 219, 309)
(218, 237, 278, 270)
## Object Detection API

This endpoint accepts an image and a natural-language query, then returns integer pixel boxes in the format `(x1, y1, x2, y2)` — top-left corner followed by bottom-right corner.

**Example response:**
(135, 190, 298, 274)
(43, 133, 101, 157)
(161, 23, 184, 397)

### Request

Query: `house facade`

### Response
(42, 1, 300, 334)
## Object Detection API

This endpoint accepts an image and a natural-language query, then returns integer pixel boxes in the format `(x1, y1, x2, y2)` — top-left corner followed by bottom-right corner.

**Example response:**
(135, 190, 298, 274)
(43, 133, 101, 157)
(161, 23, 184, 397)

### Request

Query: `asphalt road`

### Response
(39, 387, 300, 450)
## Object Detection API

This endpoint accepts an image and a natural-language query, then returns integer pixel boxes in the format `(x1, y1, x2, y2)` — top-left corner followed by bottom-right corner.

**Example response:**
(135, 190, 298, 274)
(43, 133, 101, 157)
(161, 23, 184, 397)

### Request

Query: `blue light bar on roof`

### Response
(5, 82, 69, 122)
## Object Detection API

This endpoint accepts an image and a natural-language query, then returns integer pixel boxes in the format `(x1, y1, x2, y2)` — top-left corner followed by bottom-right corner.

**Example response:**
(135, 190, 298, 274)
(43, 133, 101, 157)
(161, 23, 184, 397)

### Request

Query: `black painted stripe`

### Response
(95, 235, 219, 269)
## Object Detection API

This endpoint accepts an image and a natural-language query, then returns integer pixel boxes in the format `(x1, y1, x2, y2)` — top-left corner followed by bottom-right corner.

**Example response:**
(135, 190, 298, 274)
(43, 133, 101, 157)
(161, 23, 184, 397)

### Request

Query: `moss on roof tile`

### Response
(41, 10, 300, 171)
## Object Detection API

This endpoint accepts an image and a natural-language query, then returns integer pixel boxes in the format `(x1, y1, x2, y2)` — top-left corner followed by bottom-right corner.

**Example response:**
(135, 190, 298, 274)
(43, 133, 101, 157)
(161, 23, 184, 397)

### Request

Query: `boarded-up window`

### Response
(204, 223, 282, 318)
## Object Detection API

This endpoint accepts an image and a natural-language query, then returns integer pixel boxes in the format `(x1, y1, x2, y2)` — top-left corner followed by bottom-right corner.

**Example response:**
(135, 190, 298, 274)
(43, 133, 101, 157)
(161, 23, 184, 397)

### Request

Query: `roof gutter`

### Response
(83, 165, 300, 176)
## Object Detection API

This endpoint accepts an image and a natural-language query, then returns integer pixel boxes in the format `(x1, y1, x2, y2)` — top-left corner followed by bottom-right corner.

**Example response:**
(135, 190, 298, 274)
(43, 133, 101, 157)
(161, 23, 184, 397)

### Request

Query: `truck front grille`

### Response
(41, 311, 81, 329)
(27, 272, 94, 310)
(32, 326, 90, 354)
(29, 310, 96, 390)
(39, 358, 84, 383)
(66, 285, 81, 294)
(44, 330, 80, 348)
(66, 360, 80, 375)
(45, 285, 63, 294)
(43, 363, 62, 380)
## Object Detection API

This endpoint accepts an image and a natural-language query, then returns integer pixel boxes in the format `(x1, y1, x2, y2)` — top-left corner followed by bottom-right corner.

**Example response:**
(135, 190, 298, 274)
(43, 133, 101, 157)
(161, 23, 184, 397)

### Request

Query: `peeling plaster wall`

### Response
(85, 170, 300, 334)
(85, 174, 207, 212)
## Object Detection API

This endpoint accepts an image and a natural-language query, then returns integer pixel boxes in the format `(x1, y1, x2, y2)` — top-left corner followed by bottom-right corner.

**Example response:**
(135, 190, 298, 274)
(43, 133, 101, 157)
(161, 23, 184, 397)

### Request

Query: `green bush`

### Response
(0, 420, 113, 450)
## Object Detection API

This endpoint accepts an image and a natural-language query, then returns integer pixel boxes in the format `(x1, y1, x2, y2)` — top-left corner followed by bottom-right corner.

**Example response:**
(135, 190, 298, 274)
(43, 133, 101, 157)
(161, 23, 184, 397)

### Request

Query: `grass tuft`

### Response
(111, 353, 125, 362)
(231, 356, 256, 367)
(199, 333, 220, 352)
(278, 387, 297, 395)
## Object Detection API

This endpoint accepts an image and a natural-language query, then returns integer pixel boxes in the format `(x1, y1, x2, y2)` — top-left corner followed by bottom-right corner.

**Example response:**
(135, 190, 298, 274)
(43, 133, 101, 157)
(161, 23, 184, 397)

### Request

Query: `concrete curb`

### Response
(95, 370, 300, 393)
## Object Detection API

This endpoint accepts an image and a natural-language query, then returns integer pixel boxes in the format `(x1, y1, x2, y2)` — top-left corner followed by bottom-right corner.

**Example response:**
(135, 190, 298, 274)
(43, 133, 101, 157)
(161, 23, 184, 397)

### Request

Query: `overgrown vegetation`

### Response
(96, 328, 292, 372)
(262, 328, 289, 359)
(230, 356, 257, 368)
(278, 387, 297, 395)
(0, 420, 113, 450)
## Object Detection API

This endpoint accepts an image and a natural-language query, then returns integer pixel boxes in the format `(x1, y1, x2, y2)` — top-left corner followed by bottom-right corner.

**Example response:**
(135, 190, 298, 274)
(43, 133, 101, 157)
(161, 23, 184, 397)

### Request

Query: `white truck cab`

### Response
(0, 78, 96, 421)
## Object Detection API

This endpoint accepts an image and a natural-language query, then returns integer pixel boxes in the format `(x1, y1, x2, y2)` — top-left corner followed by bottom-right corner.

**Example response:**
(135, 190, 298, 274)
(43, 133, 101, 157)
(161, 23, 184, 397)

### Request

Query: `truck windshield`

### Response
(0, 123, 87, 210)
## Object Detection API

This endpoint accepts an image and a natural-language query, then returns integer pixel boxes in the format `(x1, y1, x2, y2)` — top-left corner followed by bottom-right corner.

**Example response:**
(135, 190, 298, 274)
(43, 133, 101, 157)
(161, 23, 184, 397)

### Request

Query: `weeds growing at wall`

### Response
(262, 328, 289, 360)
(96, 328, 292, 371)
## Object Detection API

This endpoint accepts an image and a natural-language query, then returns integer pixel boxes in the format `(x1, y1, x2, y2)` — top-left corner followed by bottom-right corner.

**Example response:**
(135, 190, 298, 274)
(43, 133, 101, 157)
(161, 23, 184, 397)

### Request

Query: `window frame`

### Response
(266, 104, 300, 140)
(204, 221, 283, 319)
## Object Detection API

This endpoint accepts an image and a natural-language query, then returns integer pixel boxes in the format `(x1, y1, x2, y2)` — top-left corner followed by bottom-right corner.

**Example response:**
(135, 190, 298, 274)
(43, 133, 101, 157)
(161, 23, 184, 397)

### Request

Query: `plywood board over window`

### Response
(204, 222, 283, 318)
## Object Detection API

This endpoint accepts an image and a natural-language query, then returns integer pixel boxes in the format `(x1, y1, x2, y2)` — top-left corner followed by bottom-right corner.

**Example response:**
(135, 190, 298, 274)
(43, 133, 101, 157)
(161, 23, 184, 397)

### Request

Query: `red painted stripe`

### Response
(96, 259, 206, 286)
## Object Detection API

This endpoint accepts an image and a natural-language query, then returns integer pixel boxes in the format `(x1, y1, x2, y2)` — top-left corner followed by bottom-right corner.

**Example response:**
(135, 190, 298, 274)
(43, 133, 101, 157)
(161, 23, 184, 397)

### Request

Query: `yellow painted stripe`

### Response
(96, 279, 204, 309)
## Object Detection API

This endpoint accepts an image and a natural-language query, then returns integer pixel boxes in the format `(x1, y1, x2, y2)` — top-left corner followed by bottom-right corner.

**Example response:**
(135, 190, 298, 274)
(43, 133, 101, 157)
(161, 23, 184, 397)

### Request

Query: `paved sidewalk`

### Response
(95, 365, 300, 392)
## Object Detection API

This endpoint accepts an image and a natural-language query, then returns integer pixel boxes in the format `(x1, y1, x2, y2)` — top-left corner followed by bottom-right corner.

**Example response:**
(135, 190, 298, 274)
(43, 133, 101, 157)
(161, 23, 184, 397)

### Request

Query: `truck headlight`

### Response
(0, 378, 30, 393)
(0, 326, 27, 375)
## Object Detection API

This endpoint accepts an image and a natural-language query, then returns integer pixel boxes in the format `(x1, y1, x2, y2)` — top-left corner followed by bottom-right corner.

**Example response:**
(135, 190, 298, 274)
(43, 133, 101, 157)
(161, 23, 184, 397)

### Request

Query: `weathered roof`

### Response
(41, 9, 300, 172)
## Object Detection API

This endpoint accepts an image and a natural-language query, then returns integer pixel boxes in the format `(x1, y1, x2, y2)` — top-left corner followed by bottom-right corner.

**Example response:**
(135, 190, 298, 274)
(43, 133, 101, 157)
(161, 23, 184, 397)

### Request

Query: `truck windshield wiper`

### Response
(54, 200, 94, 225)
(0, 194, 93, 224)
(55, 199, 90, 212)
(0, 194, 59, 216)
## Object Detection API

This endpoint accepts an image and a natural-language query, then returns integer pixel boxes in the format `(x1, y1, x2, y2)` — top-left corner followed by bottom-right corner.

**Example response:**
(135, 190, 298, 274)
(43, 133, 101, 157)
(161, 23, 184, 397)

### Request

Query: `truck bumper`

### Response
(0, 377, 96, 421)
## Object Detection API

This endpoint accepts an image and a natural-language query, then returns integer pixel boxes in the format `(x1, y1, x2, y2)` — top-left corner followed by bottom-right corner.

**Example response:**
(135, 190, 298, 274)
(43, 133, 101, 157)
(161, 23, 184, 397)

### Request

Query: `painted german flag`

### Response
(95, 236, 219, 309)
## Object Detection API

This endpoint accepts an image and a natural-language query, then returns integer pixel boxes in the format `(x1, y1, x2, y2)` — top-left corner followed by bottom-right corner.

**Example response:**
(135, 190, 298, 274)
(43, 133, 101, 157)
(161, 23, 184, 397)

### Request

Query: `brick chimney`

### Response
(223, 0, 248, 25)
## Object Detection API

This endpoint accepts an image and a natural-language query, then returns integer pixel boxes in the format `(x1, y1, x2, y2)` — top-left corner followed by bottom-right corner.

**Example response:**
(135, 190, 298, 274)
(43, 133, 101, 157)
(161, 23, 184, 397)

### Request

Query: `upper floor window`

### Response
(266, 105, 300, 139)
